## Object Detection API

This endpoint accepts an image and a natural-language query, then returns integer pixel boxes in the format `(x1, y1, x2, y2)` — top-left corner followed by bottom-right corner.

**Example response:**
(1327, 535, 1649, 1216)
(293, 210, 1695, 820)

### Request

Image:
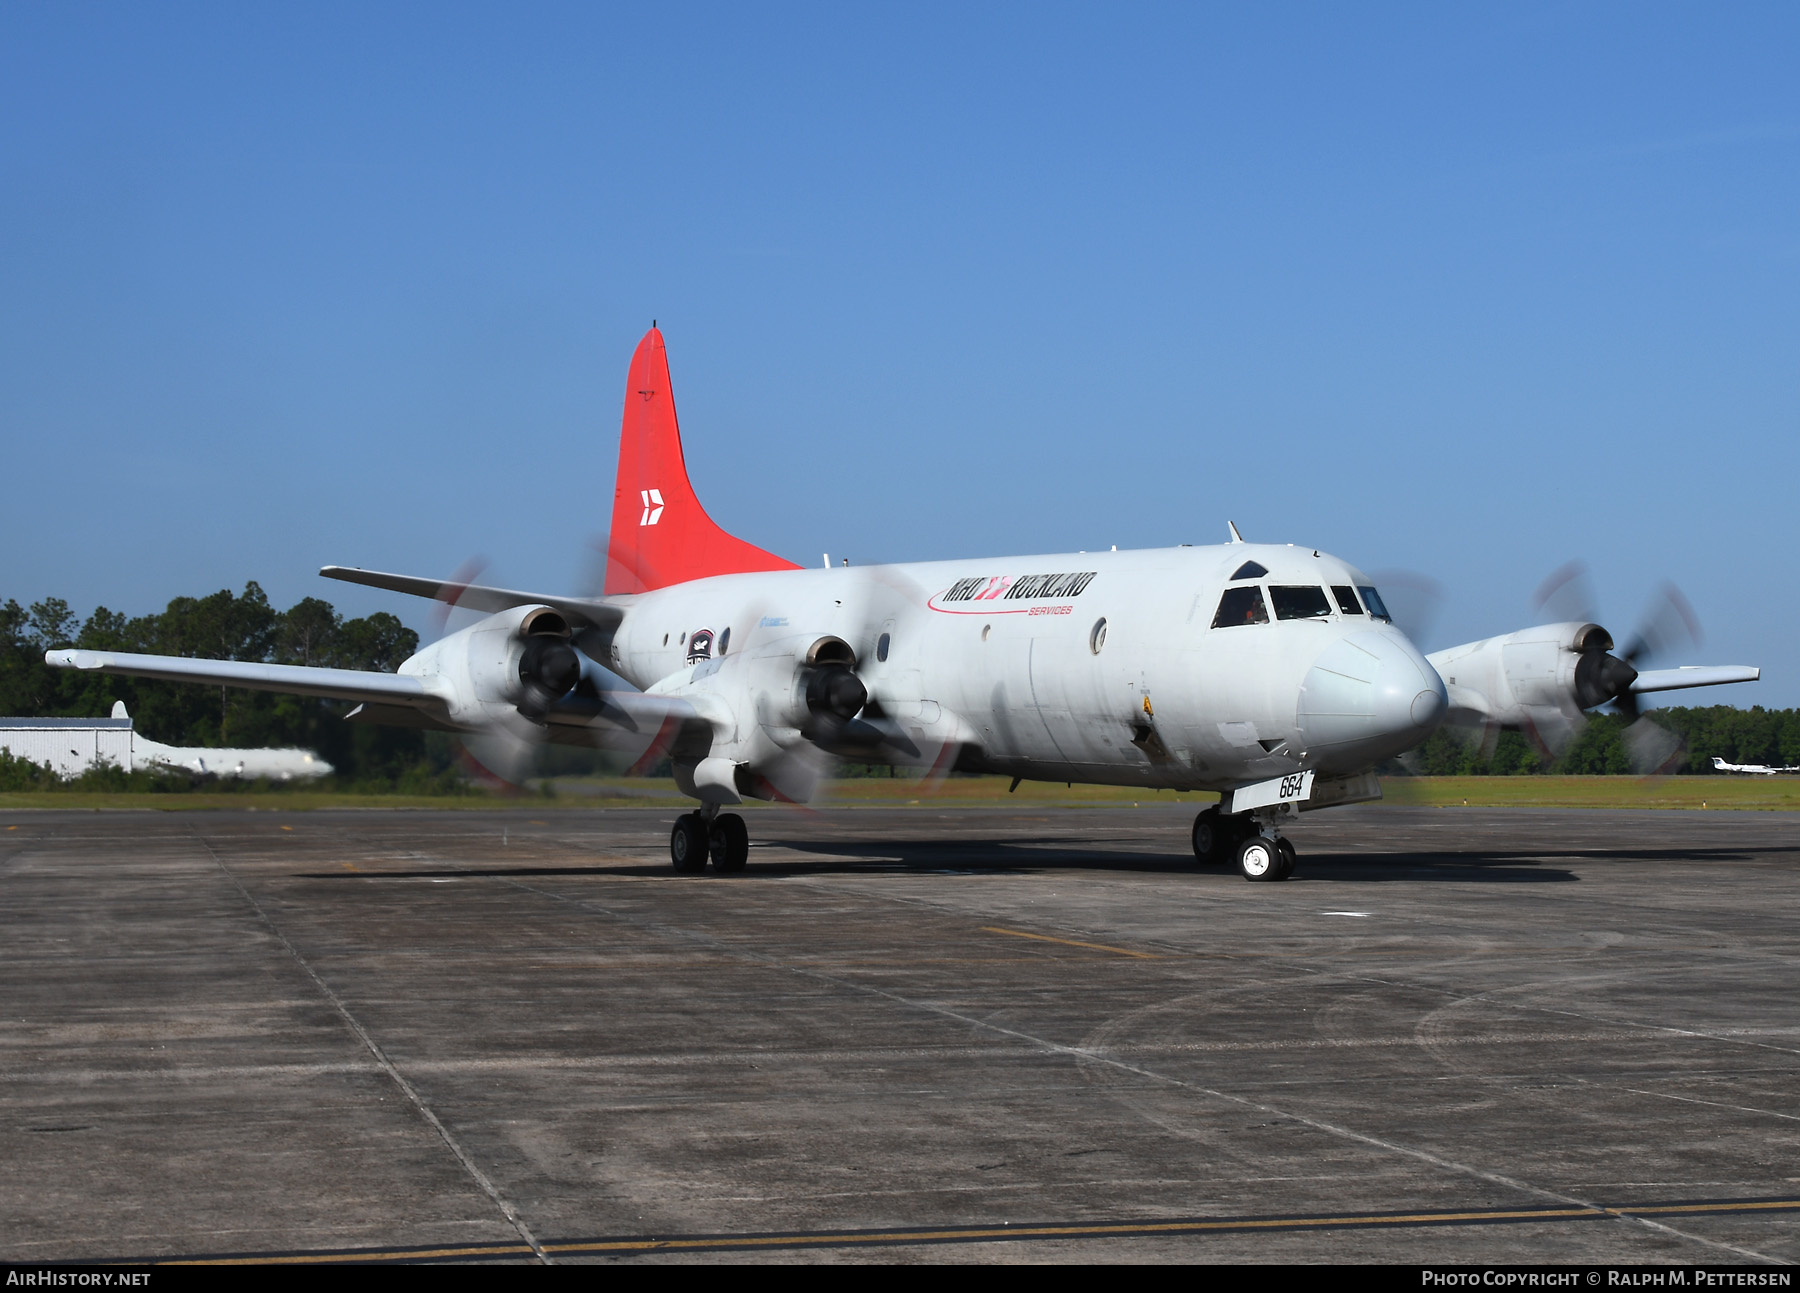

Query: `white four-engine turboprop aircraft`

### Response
(47, 328, 1763, 880)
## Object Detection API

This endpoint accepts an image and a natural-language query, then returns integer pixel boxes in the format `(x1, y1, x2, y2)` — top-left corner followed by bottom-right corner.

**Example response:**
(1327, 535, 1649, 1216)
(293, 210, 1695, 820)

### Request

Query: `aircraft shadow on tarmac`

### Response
(726, 838, 1590, 882)
(290, 834, 1779, 884)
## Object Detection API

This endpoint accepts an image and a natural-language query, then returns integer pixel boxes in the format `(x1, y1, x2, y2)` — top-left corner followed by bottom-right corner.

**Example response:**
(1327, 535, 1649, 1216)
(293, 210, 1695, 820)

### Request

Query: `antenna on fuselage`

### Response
(1228, 521, 1245, 543)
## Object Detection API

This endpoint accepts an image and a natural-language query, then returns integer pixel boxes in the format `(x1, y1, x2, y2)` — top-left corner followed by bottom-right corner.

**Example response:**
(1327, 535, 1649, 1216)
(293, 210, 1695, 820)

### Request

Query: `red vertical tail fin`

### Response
(604, 327, 801, 595)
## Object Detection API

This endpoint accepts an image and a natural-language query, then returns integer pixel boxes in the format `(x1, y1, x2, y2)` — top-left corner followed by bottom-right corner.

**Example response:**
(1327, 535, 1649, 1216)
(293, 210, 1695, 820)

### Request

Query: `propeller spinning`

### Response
(429, 555, 626, 788)
(727, 562, 958, 804)
(1530, 561, 1697, 774)
(428, 556, 531, 787)
(1418, 560, 1707, 777)
(416, 532, 962, 800)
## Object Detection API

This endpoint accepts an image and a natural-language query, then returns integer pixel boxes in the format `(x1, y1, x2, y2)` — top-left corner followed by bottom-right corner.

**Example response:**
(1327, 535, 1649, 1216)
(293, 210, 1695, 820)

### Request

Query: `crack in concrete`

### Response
(191, 827, 552, 1265)
(497, 870, 1784, 1264)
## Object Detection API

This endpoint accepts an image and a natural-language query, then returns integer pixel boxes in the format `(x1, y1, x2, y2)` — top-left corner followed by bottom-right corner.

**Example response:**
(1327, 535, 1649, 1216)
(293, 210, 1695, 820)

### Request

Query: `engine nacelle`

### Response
(401, 604, 583, 730)
(740, 635, 867, 736)
(1428, 621, 1630, 729)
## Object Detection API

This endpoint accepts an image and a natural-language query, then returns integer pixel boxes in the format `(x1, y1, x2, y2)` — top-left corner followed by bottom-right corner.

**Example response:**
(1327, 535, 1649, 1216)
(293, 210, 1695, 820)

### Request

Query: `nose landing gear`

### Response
(1192, 805, 1296, 881)
(1234, 832, 1295, 881)
(670, 807, 750, 874)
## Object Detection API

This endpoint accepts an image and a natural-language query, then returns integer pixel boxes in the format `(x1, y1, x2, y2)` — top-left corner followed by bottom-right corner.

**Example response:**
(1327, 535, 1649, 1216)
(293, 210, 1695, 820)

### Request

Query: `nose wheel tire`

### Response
(1237, 834, 1290, 882)
(1276, 837, 1297, 881)
(709, 813, 749, 873)
(670, 813, 709, 873)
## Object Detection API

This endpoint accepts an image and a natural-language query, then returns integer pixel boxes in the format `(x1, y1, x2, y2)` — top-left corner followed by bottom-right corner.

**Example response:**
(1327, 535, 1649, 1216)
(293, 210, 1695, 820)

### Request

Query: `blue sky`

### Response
(3, 4, 1796, 701)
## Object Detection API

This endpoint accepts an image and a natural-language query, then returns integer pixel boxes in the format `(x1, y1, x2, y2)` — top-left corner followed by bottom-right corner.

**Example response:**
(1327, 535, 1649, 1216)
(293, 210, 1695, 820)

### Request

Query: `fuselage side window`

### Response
(1211, 585, 1269, 628)
(1271, 585, 1333, 621)
(1331, 585, 1363, 615)
(1358, 585, 1392, 622)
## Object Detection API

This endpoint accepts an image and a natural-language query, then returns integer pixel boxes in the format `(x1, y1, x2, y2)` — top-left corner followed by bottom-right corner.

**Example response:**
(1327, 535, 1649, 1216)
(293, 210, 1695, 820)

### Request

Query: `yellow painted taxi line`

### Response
(546, 1207, 1617, 1254)
(148, 1196, 1800, 1263)
(169, 1244, 536, 1265)
(1621, 1200, 1800, 1216)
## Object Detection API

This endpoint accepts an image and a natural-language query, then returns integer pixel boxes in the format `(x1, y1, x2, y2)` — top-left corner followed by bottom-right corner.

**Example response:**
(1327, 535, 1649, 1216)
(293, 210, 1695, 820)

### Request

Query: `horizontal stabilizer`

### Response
(319, 566, 624, 632)
(47, 649, 447, 712)
(1629, 665, 1760, 694)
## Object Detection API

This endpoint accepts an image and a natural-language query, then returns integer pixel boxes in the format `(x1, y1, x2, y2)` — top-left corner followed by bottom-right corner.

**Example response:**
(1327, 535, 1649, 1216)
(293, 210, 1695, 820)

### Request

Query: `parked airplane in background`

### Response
(125, 703, 334, 781)
(47, 328, 1762, 880)
(1712, 756, 1799, 775)
(0, 701, 331, 781)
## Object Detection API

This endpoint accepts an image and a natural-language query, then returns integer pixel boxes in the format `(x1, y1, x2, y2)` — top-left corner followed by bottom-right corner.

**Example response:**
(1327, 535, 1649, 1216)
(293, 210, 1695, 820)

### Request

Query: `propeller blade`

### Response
(1622, 717, 1685, 776)
(753, 740, 836, 805)
(1367, 569, 1445, 648)
(459, 728, 540, 789)
(576, 535, 610, 600)
(1617, 581, 1701, 667)
(1521, 703, 1587, 763)
(1532, 560, 1598, 626)
(433, 556, 490, 636)
(1476, 717, 1501, 766)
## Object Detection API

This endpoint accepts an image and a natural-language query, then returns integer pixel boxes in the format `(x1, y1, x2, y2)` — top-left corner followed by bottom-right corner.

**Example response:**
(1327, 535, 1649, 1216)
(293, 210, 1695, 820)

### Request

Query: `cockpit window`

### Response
(1271, 586, 1332, 621)
(1358, 585, 1392, 622)
(1229, 560, 1268, 580)
(1331, 585, 1363, 615)
(1211, 585, 1269, 628)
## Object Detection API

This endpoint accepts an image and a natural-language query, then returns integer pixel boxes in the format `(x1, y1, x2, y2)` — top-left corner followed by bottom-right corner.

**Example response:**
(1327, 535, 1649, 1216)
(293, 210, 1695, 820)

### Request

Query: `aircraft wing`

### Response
(50, 647, 711, 758)
(1629, 666, 1761, 694)
(46, 649, 450, 714)
(319, 566, 624, 633)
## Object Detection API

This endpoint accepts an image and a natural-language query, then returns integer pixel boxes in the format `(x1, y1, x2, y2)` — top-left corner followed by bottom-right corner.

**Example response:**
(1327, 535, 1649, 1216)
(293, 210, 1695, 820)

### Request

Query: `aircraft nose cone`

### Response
(1409, 681, 1445, 729)
(1298, 630, 1447, 760)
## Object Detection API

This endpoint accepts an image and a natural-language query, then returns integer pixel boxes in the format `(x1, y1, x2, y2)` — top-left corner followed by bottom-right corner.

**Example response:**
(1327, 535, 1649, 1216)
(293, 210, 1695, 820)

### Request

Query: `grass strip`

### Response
(1, 775, 1793, 813)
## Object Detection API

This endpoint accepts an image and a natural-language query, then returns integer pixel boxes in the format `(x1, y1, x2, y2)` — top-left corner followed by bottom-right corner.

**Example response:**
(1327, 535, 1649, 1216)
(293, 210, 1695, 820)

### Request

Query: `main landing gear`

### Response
(670, 808, 749, 874)
(1191, 805, 1296, 882)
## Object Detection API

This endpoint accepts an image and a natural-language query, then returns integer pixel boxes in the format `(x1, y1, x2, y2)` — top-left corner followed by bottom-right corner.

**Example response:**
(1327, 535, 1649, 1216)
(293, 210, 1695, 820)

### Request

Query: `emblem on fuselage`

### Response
(686, 628, 714, 663)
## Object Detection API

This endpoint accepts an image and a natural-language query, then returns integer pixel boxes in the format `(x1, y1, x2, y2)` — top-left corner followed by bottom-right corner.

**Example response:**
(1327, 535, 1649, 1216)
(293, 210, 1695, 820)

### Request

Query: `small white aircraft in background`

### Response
(48, 328, 1761, 880)
(1712, 756, 1799, 776)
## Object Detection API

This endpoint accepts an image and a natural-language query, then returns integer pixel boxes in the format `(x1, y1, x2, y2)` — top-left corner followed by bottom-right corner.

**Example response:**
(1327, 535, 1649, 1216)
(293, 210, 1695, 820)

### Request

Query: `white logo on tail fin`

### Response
(640, 488, 664, 526)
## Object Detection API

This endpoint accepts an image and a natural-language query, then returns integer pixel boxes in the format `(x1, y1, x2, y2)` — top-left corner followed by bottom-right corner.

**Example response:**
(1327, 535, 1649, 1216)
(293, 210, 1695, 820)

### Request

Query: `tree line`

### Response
(1402, 707, 1800, 776)
(0, 585, 460, 790)
(3, 585, 1793, 787)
